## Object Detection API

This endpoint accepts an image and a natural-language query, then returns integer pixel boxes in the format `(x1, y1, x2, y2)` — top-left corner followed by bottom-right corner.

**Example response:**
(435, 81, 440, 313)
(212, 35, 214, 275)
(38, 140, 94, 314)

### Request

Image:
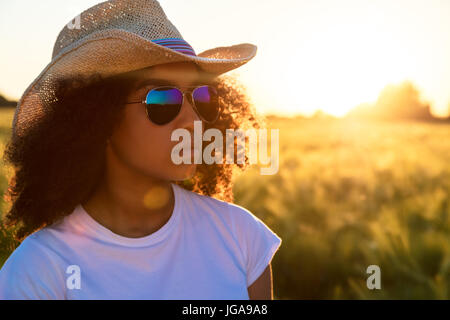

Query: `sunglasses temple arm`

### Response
(124, 100, 146, 105)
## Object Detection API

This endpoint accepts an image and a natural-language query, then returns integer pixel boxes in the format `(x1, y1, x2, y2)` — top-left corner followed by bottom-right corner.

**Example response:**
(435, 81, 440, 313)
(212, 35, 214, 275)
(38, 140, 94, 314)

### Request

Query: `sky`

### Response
(0, 0, 449, 117)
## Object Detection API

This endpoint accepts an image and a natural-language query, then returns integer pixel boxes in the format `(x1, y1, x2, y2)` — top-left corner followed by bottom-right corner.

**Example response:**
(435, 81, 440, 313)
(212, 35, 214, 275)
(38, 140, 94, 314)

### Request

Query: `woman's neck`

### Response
(82, 179, 175, 238)
(81, 146, 175, 238)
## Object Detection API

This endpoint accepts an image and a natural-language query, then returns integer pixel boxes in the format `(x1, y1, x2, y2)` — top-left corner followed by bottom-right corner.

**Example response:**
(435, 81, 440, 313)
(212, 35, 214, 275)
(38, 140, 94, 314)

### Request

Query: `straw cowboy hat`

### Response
(12, 0, 257, 140)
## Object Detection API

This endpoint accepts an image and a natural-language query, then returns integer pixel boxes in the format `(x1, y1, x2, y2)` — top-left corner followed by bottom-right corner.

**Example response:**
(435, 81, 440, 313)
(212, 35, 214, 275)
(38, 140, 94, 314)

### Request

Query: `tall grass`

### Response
(233, 117, 450, 299)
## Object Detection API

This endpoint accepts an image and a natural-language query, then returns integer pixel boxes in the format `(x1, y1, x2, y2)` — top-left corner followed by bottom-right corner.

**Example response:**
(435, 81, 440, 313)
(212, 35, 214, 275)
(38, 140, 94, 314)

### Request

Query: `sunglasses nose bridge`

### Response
(181, 89, 202, 122)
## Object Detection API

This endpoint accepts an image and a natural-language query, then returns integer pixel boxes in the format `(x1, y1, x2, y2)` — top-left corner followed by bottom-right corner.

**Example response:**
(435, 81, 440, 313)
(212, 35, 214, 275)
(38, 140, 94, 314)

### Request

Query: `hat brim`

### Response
(53, 28, 257, 75)
(12, 29, 257, 138)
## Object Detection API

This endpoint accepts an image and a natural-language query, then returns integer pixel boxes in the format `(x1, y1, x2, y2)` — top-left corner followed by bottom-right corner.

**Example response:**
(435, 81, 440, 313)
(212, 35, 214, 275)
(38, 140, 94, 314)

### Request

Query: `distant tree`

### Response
(373, 81, 433, 120)
(346, 81, 434, 121)
(0, 93, 17, 107)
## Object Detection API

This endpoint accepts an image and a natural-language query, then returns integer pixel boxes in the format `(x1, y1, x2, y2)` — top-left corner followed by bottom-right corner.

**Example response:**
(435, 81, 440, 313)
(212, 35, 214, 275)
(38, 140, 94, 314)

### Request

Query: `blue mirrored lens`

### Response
(145, 87, 183, 125)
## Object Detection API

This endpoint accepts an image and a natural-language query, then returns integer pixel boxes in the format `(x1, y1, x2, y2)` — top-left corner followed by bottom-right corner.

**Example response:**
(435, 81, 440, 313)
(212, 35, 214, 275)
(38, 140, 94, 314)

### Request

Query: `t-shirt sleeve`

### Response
(0, 234, 65, 300)
(227, 203, 282, 287)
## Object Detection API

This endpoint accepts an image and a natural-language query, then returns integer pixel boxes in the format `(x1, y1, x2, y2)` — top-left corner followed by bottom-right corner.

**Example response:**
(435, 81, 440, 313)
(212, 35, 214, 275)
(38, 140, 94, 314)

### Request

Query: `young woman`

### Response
(0, 0, 282, 300)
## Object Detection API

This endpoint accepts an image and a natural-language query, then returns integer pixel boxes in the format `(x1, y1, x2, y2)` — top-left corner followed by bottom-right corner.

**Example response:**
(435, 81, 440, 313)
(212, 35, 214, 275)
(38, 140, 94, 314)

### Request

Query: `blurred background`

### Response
(1, 0, 449, 299)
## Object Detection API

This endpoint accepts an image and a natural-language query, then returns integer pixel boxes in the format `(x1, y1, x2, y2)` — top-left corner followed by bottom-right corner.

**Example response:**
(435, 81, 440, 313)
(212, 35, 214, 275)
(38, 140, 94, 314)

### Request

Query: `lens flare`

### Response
(142, 185, 170, 209)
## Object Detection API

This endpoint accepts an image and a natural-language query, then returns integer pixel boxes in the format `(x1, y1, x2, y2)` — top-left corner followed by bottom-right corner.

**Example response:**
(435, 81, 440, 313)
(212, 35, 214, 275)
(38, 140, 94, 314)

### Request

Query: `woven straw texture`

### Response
(12, 0, 256, 139)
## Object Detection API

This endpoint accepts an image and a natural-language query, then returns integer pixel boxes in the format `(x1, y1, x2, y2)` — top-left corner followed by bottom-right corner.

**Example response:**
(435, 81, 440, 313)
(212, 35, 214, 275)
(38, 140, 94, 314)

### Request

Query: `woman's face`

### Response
(107, 61, 208, 182)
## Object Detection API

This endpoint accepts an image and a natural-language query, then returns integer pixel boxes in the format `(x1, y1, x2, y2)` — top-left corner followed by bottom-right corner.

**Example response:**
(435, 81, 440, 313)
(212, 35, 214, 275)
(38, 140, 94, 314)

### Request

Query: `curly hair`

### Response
(2, 66, 263, 240)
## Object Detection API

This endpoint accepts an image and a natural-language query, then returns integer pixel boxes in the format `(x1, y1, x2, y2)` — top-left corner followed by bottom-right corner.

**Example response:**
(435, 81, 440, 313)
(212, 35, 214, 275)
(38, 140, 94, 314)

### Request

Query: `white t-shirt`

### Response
(0, 183, 282, 300)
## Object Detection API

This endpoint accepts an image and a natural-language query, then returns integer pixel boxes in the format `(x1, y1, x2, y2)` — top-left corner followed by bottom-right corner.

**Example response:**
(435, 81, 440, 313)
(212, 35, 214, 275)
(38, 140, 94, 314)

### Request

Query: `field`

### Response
(233, 116, 450, 299)
(1, 107, 449, 299)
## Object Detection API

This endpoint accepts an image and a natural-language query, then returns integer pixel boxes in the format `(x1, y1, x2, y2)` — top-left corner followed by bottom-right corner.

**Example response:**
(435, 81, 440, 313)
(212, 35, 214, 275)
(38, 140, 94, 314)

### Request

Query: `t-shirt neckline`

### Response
(72, 182, 182, 247)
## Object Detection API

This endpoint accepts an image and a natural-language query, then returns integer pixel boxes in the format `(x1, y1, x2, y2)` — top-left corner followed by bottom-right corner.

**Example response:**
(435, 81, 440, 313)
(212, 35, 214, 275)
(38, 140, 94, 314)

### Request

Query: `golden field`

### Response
(233, 116, 450, 299)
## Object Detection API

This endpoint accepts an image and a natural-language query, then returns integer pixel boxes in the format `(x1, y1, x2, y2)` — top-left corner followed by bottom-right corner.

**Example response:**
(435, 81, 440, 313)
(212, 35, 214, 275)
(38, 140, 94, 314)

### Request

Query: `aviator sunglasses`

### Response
(125, 83, 221, 125)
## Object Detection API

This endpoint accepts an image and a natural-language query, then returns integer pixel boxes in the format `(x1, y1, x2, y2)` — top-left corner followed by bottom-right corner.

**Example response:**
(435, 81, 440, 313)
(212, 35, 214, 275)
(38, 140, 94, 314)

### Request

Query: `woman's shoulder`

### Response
(173, 183, 258, 223)
(1, 232, 44, 265)
(173, 183, 272, 235)
(0, 228, 67, 299)
(174, 185, 282, 287)
(0, 220, 69, 269)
